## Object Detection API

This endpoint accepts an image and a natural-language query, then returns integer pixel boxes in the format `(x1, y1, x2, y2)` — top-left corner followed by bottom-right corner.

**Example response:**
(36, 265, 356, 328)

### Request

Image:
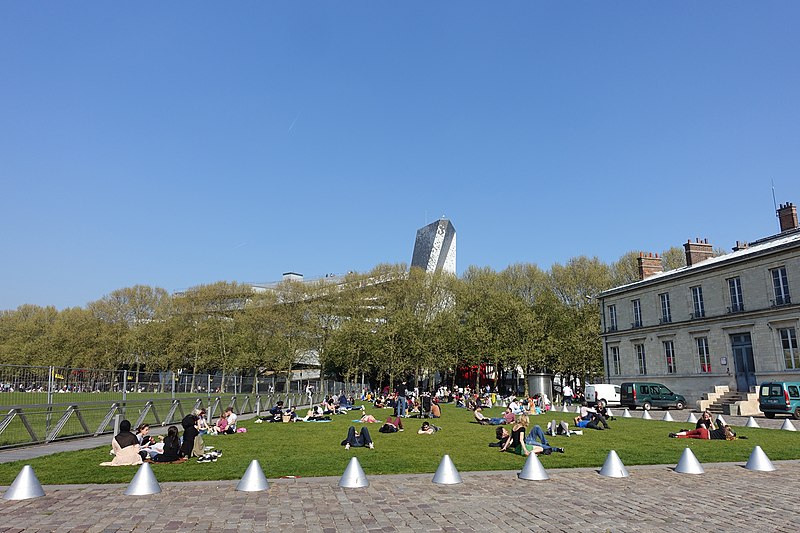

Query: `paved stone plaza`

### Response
(1, 460, 799, 532)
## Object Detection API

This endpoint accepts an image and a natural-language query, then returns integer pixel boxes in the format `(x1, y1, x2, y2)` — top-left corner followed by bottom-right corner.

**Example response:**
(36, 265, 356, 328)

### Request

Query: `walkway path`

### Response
(1, 460, 798, 532)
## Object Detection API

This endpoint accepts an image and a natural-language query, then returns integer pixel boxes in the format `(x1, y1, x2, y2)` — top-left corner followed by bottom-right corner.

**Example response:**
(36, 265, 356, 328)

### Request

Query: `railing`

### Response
(0, 391, 334, 449)
(727, 303, 745, 313)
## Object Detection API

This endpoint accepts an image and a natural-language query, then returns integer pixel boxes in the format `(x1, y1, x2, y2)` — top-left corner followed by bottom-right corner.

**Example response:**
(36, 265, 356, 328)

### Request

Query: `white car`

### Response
(585, 384, 621, 407)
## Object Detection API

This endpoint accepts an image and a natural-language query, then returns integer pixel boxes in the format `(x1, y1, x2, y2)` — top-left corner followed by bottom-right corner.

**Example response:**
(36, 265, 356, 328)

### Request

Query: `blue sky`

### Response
(2, 2, 799, 310)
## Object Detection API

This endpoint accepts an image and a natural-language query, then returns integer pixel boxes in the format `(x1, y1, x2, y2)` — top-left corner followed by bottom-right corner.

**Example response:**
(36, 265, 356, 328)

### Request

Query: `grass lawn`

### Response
(1, 403, 798, 485)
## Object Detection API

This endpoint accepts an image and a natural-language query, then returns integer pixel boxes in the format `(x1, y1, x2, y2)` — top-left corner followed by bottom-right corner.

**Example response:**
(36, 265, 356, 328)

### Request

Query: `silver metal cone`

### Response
(674, 447, 704, 474)
(605, 408, 615, 417)
(339, 457, 369, 488)
(686, 412, 698, 423)
(518, 452, 549, 481)
(236, 459, 269, 492)
(745, 417, 760, 428)
(662, 411, 674, 422)
(561, 404, 569, 412)
(715, 415, 727, 426)
(641, 410, 652, 420)
(3, 465, 45, 501)
(622, 409, 632, 418)
(780, 419, 797, 431)
(599, 450, 629, 478)
(575, 405, 582, 414)
(124, 463, 162, 496)
(745, 446, 776, 472)
(432, 454, 462, 485)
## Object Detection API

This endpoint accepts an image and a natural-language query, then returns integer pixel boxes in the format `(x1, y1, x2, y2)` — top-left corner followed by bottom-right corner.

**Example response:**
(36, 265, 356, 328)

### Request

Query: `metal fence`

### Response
(0, 364, 359, 449)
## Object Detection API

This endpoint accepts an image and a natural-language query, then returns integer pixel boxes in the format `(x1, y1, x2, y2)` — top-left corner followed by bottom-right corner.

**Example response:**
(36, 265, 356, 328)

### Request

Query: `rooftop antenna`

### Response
(772, 179, 779, 230)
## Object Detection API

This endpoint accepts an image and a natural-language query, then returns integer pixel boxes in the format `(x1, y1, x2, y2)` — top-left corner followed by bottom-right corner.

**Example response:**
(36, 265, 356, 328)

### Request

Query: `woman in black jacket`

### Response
(180, 414, 199, 458)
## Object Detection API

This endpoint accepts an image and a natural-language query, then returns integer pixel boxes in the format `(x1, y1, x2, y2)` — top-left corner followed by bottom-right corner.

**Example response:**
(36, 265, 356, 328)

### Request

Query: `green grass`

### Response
(1, 404, 798, 485)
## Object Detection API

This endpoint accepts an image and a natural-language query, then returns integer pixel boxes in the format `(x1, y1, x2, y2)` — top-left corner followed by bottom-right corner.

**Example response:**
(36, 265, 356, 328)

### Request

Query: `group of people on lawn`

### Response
(101, 407, 237, 466)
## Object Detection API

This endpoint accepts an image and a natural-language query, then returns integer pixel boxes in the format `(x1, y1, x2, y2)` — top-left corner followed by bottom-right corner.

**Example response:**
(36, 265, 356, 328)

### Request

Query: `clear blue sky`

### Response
(2, 2, 799, 311)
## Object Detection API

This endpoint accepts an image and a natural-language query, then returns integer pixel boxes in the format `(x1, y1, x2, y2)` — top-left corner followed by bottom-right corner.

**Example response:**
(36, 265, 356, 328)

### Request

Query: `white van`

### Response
(585, 384, 621, 407)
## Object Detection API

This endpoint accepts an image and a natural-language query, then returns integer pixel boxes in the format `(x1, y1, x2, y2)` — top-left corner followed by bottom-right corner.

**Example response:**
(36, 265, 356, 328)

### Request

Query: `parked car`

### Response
(759, 381, 800, 419)
(585, 384, 621, 407)
(620, 382, 686, 411)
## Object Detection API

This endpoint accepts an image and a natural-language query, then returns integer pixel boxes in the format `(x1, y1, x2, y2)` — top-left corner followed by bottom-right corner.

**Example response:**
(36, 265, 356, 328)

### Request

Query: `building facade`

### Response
(598, 203, 800, 405)
(411, 219, 457, 274)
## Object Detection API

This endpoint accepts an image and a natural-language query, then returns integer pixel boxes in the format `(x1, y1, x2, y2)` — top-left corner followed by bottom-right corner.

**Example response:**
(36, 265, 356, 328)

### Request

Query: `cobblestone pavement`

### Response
(1, 461, 799, 532)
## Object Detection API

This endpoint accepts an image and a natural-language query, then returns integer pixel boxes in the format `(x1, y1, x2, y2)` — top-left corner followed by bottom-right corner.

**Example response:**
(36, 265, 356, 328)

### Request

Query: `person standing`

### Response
(562, 383, 573, 406)
(396, 380, 408, 418)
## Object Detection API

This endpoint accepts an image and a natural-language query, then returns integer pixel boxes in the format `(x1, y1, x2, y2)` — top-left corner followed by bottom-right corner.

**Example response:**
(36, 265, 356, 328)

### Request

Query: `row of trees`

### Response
(0, 249, 691, 393)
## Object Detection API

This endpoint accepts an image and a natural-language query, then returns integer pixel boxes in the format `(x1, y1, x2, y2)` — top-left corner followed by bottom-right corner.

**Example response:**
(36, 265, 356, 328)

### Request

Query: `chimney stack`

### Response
(733, 240, 749, 252)
(637, 252, 663, 280)
(684, 238, 713, 267)
(777, 202, 798, 232)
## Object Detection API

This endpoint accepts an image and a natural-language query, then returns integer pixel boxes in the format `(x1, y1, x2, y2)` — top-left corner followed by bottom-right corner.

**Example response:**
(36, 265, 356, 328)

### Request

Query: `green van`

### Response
(620, 382, 686, 411)
(759, 381, 800, 419)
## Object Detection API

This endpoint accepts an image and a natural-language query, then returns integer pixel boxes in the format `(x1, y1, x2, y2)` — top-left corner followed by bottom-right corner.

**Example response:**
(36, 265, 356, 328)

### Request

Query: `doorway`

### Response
(730, 333, 757, 391)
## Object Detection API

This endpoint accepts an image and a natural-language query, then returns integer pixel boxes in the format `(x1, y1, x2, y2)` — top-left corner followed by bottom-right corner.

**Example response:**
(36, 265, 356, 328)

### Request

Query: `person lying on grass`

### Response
(474, 407, 505, 425)
(669, 424, 740, 440)
(418, 421, 441, 434)
(341, 426, 374, 449)
(378, 415, 404, 433)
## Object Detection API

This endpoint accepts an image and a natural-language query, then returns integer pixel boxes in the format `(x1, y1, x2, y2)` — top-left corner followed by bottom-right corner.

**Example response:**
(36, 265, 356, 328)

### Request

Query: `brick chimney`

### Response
(777, 202, 798, 232)
(732, 240, 749, 252)
(684, 238, 713, 267)
(637, 252, 662, 280)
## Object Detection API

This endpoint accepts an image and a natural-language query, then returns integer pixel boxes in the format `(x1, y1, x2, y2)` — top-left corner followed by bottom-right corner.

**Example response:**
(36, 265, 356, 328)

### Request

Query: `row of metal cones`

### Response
(2, 444, 780, 500)
(562, 404, 799, 431)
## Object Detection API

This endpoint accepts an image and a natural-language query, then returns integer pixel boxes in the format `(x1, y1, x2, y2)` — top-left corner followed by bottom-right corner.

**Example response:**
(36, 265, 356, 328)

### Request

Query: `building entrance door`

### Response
(730, 333, 757, 391)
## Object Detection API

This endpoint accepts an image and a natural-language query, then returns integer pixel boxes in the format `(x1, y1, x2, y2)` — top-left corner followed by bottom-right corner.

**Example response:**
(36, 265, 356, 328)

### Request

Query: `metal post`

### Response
(46, 366, 54, 437)
(171, 370, 176, 400)
(123, 370, 128, 402)
(113, 413, 122, 437)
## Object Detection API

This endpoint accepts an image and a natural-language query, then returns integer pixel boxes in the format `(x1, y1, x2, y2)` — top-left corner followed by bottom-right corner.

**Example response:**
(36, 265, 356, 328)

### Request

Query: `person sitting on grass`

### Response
(151, 425, 182, 462)
(101, 419, 143, 466)
(595, 400, 614, 422)
(341, 426, 374, 450)
(696, 410, 715, 431)
(268, 401, 285, 422)
(502, 407, 516, 424)
(430, 400, 441, 418)
(209, 412, 228, 435)
(499, 417, 543, 457)
(378, 415, 404, 433)
(474, 407, 505, 425)
(225, 408, 238, 432)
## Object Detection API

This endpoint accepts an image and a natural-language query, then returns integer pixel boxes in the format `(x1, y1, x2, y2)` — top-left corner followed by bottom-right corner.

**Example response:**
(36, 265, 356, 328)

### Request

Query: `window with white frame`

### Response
(632, 299, 642, 328)
(772, 267, 791, 305)
(636, 343, 647, 375)
(728, 277, 744, 312)
(608, 305, 617, 332)
(779, 327, 799, 369)
(663, 340, 676, 374)
(659, 293, 671, 323)
(691, 286, 705, 318)
(697, 337, 711, 373)
(610, 345, 620, 375)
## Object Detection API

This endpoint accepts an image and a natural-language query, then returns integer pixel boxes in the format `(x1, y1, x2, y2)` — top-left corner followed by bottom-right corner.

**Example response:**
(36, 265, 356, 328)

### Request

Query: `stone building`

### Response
(598, 203, 800, 407)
